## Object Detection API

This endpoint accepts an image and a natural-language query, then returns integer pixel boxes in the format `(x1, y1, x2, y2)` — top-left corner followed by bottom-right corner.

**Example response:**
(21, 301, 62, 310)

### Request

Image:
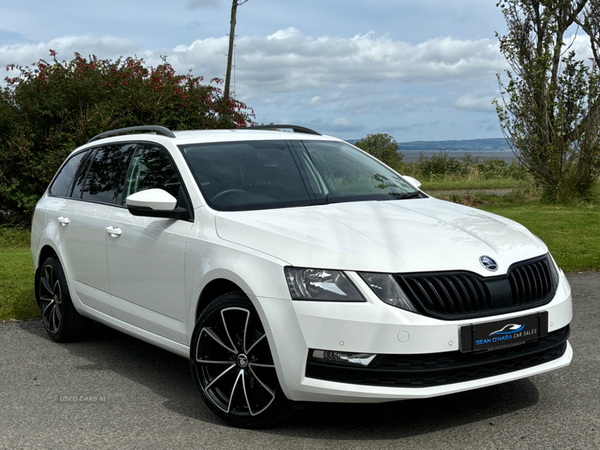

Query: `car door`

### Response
(57, 144, 134, 315)
(106, 143, 193, 344)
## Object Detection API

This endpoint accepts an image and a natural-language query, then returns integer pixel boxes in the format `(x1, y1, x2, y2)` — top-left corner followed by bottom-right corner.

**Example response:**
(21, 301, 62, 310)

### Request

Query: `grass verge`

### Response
(0, 226, 32, 248)
(0, 243, 37, 321)
(480, 204, 600, 273)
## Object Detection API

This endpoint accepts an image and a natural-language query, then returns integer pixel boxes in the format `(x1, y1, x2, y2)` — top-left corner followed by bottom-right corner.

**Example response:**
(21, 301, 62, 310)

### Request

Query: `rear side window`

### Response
(122, 144, 182, 204)
(48, 151, 88, 197)
(80, 144, 134, 204)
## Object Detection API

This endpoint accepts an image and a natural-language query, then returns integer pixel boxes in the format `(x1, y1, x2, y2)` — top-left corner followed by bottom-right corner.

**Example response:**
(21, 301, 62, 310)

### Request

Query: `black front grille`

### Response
(508, 257, 557, 305)
(394, 254, 558, 319)
(306, 326, 569, 388)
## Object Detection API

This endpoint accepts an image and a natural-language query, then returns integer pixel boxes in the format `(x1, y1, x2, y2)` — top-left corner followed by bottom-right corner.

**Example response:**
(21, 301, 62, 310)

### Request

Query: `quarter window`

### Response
(48, 150, 88, 197)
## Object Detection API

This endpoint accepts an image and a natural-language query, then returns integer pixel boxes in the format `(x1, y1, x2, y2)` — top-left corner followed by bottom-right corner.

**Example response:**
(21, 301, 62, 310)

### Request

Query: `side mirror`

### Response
(126, 189, 186, 219)
(402, 175, 422, 189)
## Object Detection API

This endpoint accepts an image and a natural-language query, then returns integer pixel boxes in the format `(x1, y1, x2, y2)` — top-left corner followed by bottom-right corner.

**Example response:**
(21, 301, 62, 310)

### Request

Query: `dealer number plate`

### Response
(461, 313, 545, 353)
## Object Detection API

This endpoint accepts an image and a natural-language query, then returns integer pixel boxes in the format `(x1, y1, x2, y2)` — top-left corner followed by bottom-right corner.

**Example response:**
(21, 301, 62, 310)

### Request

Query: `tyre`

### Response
(36, 256, 92, 342)
(190, 292, 289, 428)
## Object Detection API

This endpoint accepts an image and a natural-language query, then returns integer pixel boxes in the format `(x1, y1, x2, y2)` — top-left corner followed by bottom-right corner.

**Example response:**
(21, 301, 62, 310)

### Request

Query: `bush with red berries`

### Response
(0, 51, 254, 223)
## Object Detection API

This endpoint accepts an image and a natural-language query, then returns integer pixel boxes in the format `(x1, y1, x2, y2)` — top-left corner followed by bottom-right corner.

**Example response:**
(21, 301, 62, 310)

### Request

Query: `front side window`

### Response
(180, 139, 420, 211)
(122, 144, 182, 204)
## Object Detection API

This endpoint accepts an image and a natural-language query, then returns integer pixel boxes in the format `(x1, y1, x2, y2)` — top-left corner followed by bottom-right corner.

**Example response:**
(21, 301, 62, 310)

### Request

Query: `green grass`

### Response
(0, 228, 37, 321)
(480, 204, 600, 273)
(0, 226, 32, 248)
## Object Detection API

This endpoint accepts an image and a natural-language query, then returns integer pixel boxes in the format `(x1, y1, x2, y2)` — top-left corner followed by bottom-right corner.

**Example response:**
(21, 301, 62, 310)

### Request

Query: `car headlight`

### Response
(285, 267, 365, 302)
(358, 272, 419, 313)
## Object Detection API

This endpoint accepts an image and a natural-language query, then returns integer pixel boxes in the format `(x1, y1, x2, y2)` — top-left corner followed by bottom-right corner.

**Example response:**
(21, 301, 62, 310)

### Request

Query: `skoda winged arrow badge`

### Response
(480, 256, 498, 271)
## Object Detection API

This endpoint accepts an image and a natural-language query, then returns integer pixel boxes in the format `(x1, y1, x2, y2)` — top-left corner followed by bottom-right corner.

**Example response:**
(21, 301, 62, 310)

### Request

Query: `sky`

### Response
(1, 0, 516, 141)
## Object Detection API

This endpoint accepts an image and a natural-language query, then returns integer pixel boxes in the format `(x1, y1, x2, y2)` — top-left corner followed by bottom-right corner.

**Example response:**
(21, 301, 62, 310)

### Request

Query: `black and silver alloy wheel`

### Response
(36, 256, 91, 342)
(39, 259, 63, 335)
(190, 293, 289, 428)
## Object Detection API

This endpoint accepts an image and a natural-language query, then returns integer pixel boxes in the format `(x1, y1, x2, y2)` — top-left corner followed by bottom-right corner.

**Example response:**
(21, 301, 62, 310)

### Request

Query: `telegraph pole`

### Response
(224, 0, 249, 100)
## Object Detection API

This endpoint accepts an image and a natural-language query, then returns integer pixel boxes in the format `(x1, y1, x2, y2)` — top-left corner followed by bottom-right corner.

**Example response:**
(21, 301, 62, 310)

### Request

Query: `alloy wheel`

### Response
(39, 262, 63, 335)
(194, 306, 278, 418)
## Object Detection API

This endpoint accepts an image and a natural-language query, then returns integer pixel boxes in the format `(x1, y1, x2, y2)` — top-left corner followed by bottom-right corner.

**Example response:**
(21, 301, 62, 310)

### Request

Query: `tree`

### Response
(0, 51, 254, 224)
(354, 133, 404, 170)
(494, 0, 600, 202)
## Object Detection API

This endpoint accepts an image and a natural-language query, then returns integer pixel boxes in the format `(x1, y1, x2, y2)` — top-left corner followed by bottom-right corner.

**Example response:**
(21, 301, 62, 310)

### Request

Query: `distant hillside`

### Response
(398, 138, 510, 152)
(347, 138, 510, 152)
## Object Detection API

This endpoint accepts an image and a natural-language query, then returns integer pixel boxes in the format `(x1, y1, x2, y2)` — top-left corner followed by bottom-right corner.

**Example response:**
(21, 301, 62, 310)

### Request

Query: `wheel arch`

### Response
(37, 244, 59, 267)
(195, 278, 245, 322)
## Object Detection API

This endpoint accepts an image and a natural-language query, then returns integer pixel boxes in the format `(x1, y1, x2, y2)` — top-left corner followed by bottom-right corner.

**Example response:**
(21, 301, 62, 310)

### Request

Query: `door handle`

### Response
(106, 226, 122, 237)
(57, 216, 70, 226)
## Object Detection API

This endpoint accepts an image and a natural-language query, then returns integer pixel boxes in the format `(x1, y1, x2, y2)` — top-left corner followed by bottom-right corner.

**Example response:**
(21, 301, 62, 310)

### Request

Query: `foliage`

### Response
(494, 0, 600, 202)
(417, 151, 469, 177)
(354, 133, 404, 170)
(421, 177, 531, 191)
(0, 51, 255, 224)
(405, 151, 528, 181)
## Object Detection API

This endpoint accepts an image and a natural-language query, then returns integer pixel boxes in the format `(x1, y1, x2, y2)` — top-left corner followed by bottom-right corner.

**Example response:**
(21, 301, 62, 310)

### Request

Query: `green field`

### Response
(481, 204, 600, 272)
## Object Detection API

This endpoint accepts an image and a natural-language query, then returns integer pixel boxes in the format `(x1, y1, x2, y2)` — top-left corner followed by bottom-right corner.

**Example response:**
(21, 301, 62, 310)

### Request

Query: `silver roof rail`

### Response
(244, 124, 321, 136)
(88, 125, 176, 143)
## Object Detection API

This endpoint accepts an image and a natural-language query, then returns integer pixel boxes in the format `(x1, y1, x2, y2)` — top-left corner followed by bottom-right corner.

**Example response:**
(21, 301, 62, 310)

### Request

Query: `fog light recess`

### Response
(310, 349, 377, 367)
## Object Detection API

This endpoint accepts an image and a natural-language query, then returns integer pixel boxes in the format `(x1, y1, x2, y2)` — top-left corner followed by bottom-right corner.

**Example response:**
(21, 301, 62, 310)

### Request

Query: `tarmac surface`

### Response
(1, 272, 598, 450)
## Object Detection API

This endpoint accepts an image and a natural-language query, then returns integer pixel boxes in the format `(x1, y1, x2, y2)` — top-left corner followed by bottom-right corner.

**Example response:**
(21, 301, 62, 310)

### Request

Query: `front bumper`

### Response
(298, 341, 572, 403)
(256, 271, 573, 403)
(306, 325, 569, 388)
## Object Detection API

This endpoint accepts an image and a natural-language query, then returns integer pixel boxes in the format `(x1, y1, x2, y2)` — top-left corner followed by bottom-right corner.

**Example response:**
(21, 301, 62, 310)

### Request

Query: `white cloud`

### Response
(562, 34, 593, 59)
(0, 35, 138, 66)
(0, 29, 508, 139)
(267, 28, 302, 41)
(307, 117, 365, 132)
(1, 30, 505, 95)
(230, 32, 506, 94)
(455, 94, 496, 112)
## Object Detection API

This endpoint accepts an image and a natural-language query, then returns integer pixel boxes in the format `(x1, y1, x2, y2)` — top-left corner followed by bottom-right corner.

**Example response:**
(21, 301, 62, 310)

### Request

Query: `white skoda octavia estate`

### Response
(31, 125, 572, 427)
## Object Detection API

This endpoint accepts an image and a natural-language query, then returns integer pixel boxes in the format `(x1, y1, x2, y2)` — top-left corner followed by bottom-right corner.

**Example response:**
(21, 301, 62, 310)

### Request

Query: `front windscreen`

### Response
(179, 139, 421, 211)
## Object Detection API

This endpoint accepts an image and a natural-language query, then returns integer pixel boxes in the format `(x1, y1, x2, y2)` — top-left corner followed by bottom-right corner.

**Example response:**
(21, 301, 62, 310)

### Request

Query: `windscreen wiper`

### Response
(395, 191, 424, 199)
